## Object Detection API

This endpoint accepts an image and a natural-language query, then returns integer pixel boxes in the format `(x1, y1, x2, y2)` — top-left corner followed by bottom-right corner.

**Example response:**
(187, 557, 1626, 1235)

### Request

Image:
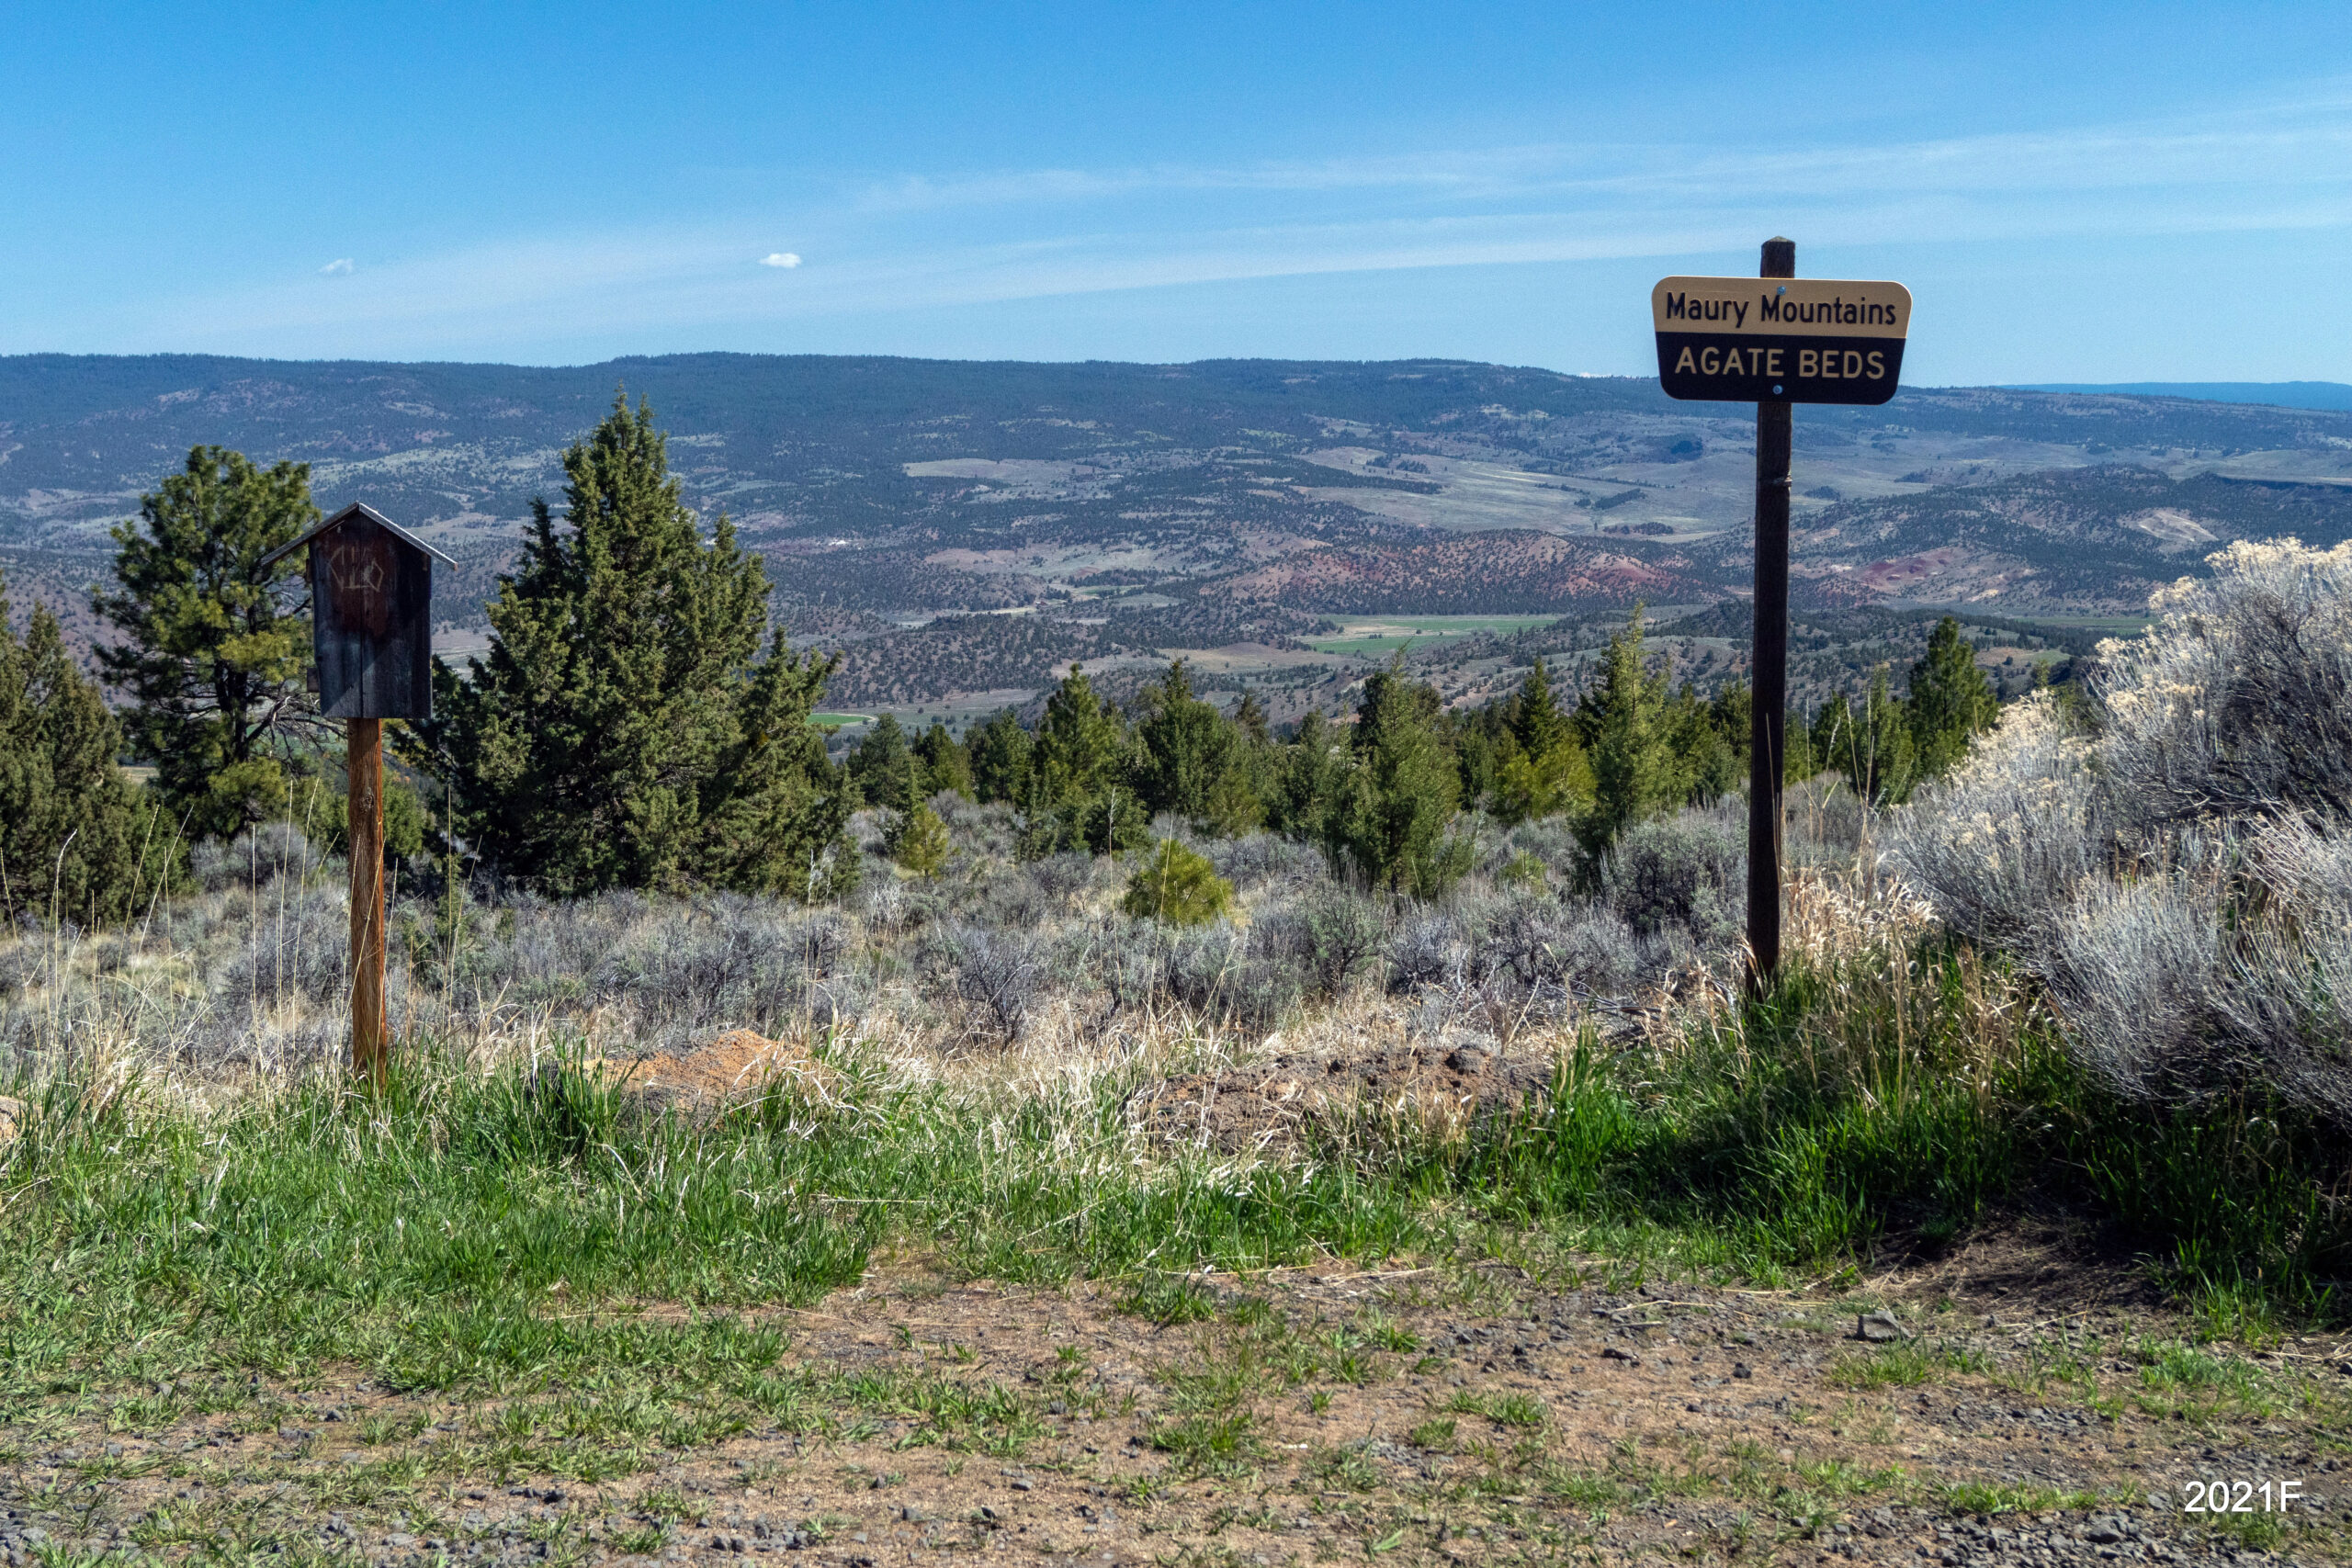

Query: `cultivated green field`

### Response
(1305, 615, 1562, 657)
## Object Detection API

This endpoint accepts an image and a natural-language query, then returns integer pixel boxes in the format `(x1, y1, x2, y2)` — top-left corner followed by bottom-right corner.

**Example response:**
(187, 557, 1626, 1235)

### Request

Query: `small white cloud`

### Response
(759, 252, 802, 269)
(319, 257, 355, 276)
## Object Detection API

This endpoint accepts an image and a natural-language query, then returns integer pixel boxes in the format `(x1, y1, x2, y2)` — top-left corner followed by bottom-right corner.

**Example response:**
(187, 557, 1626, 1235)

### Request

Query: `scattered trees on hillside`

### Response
(44, 407, 2010, 928)
(909, 606, 2001, 903)
(1799, 616, 1998, 804)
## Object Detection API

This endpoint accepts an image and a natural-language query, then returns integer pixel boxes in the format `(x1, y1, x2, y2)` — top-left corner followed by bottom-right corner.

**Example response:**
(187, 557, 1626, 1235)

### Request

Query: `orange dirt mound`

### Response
(584, 1028, 841, 1118)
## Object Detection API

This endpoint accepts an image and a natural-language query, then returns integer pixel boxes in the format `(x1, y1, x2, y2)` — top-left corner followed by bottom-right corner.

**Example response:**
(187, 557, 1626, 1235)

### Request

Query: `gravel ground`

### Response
(4, 1239, 2346, 1568)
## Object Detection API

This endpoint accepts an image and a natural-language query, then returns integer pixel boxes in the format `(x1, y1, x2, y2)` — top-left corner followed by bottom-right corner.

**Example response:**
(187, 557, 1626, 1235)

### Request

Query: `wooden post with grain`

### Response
(1747, 236, 1795, 992)
(261, 502, 450, 1081)
(346, 715, 389, 1078)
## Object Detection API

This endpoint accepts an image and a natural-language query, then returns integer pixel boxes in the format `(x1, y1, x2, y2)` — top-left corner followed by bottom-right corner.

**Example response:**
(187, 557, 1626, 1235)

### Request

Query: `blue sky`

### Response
(3, 2, 2347, 382)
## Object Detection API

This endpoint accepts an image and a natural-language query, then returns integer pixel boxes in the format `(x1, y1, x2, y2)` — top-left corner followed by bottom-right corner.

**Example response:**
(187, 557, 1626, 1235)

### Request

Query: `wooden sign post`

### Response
(1651, 242, 1912, 989)
(262, 502, 451, 1080)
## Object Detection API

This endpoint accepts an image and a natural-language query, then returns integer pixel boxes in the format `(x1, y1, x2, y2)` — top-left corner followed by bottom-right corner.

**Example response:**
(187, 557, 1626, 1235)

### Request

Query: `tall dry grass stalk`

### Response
(1661, 841, 2041, 1124)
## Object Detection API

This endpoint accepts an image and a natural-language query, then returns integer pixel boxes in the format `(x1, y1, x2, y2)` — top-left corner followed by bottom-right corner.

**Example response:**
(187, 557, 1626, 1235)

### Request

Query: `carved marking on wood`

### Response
(327, 529, 398, 637)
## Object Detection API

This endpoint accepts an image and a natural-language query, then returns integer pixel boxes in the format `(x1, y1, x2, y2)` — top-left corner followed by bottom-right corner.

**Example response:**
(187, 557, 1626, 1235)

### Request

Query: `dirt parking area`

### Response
(6, 1232, 2347, 1568)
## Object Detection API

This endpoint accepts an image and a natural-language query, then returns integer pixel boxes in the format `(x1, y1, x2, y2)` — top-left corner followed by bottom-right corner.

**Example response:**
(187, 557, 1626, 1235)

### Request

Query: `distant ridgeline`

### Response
(2007, 382, 2352, 413)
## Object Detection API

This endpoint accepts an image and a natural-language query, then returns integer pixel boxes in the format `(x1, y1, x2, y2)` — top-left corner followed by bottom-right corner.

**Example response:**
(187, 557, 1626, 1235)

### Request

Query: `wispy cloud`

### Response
(860, 96, 2352, 215)
(318, 257, 355, 276)
(99, 79, 2352, 362)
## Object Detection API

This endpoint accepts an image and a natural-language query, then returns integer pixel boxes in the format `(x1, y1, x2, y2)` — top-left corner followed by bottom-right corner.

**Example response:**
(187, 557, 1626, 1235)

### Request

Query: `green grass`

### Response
(1447, 1389, 1546, 1428)
(1828, 1339, 1991, 1390)
(3, 933, 2346, 1438)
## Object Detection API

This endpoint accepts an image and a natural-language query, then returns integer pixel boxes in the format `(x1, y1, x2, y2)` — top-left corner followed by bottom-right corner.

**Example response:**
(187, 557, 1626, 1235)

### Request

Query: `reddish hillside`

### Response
(1213, 531, 1726, 614)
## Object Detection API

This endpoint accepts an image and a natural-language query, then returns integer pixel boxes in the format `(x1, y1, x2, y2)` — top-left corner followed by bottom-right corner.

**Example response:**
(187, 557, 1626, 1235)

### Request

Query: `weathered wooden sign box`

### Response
(262, 502, 452, 719)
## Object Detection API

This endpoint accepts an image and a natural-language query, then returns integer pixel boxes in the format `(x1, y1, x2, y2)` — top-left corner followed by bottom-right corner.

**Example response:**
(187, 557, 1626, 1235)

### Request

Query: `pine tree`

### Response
(1121, 838, 1235, 926)
(1905, 617, 1998, 778)
(886, 802, 951, 881)
(0, 581, 157, 924)
(94, 446, 319, 840)
(413, 394, 848, 897)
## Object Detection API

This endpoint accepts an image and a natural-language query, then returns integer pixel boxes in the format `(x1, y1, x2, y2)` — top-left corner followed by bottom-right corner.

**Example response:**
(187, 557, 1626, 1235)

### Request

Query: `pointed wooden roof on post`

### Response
(260, 501, 458, 571)
(264, 502, 451, 720)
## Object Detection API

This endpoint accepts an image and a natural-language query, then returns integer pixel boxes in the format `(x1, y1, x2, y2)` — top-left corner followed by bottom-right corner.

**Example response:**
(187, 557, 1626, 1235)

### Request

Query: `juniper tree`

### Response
(1493, 730, 1595, 825)
(1665, 681, 1741, 805)
(1857, 663, 1918, 804)
(849, 713, 918, 813)
(1493, 657, 1595, 825)
(699, 629, 857, 898)
(1813, 669, 1917, 804)
(1577, 609, 1678, 857)
(1511, 657, 1567, 759)
(913, 721, 974, 799)
(0, 579, 157, 924)
(1232, 689, 1272, 746)
(1269, 708, 1347, 840)
(413, 394, 849, 897)
(967, 709, 1033, 805)
(1329, 661, 1466, 896)
(94, 446, 319, 840)
(1131, 659, 1242, 828)
(1905, 617, 1998, 778)
(1020, 664, 1142, 855)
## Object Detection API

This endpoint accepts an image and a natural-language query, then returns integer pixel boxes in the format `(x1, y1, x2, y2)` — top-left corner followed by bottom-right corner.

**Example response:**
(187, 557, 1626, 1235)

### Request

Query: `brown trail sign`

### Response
(262, 502, 451, 1079)
(1653, 243, 1913, 988)
(1652, 273, 1911, 405)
